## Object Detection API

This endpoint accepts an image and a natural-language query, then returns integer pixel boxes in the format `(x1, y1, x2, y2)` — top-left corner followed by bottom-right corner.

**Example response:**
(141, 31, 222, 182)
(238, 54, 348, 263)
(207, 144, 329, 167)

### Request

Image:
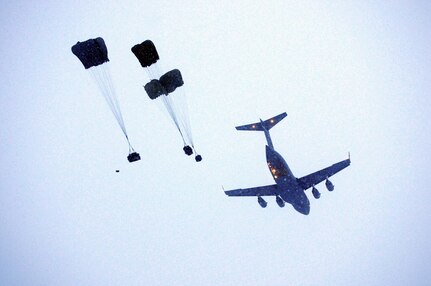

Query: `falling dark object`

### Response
(116, 170, 120, 173)
(195, 155, 202, 162)
(183, 145, 193, 156)
(127, 152, 141, 162)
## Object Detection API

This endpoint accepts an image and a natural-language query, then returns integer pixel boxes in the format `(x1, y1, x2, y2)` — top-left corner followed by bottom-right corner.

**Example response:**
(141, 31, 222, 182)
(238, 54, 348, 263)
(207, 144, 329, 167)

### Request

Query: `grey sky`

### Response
(1, 1, 430, 285)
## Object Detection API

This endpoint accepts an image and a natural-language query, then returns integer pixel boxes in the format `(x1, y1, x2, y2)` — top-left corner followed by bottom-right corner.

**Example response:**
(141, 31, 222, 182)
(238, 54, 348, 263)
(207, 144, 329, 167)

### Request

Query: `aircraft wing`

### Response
(297, 157, 351, 190)
(224, 184, 279, 196)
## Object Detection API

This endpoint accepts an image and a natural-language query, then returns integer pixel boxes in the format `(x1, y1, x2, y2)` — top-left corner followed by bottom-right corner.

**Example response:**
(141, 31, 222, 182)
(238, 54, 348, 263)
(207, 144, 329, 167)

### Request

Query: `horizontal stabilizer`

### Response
(236, 112, 287, 131)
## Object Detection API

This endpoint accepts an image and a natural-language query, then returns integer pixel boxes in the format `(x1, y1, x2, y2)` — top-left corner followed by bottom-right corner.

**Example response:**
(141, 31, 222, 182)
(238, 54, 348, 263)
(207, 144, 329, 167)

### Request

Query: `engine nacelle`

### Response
(276, 196, 285, 208)
(325, 179, 334, 192)
(258, 196, 267, 208)
(312, 186, 321, 199)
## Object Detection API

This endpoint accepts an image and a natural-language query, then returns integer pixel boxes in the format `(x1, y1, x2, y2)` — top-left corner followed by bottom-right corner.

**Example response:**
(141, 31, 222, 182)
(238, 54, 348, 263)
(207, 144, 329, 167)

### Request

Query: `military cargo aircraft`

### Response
(224, 112, 350, 215)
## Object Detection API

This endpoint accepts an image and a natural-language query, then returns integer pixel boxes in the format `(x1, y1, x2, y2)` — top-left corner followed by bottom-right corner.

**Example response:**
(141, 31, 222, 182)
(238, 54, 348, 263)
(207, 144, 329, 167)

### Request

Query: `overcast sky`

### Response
(1, 1, 430, 285)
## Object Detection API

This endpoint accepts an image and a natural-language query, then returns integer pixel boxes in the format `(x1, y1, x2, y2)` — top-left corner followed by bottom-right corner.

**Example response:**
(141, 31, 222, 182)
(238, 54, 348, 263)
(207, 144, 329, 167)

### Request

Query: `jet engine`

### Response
(312, 186, 321, 199)
(276, 196, 285, 208)
(257, 196, 267, 208)
(325, 179, 334, 191)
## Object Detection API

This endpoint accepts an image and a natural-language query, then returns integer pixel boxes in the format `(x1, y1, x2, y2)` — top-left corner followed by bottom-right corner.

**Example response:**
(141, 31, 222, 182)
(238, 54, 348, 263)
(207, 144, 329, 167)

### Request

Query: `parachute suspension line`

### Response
(97, 67, 118, 121)
(176, 87, 193, 146)
(152, 64, 162, 79)
(92, 69, 122, 134)
(91, 66, 137, 154)
(90, 67, 116, 121)
(89, 65, 128, 140)
(73, 37, 140, 162)
(101, 67, 137, 153)
(166, 87, 193, 147)
(161, 94, 186, 144)
(101, 65, 128, 136)
(167, 96, 185, 141)
(127, 138, 135, 153)
(90, 67, 116, 118)
(146, 69, 156, 81)
(172, 96, 189, 145)
(146, 65, 162, 80)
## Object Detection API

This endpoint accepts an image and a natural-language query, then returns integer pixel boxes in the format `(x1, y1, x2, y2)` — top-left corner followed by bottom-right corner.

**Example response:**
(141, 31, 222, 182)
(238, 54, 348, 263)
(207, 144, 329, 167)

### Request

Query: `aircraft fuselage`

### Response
(266, 145, 310, 215)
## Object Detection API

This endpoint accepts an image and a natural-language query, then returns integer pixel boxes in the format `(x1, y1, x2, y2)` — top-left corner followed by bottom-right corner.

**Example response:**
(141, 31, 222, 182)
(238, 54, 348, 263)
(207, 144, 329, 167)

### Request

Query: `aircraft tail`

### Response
(235, 112, 287, 131)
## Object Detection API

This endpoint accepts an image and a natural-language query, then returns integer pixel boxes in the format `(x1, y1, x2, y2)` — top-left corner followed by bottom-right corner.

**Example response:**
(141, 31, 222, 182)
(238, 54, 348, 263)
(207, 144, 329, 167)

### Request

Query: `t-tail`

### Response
(235, 112, 287, 149)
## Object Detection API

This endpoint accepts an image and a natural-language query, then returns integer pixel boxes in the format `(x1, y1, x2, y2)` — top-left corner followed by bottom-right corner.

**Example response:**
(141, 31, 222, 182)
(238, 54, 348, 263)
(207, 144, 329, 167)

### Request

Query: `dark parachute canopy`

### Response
(71, 37, 109, 69)
(72, 37, 140, 163)
(131, 40, 159, 68)
(131, 40, 202, 162)
(144, 79, 165, 100)
(144, 69, 184, 99)
(131, 40, 162, 80)
(160, 69, 184, 94)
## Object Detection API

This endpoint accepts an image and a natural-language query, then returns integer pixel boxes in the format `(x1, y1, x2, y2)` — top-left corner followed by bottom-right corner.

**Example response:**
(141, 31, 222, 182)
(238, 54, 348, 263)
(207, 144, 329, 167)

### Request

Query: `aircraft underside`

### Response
(224, 112, 351, 215)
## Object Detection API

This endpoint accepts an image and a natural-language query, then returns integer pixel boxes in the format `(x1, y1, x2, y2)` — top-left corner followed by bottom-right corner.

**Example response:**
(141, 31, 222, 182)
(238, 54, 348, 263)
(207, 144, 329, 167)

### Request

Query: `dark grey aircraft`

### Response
(224, 112, 350, 215)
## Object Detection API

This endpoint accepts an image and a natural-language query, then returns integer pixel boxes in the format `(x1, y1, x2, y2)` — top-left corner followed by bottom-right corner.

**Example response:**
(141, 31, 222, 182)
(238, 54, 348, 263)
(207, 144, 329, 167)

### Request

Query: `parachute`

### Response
(131, 40, 202, 162)
(159, 69, 184, 94)
(71, 37, 108, 69)
(72, 37, 140, 163)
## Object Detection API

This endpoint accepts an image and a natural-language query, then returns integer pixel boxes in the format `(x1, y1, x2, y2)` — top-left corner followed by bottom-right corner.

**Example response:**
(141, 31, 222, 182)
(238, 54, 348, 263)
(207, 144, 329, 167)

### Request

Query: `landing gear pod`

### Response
(325, 179, 334, 191)
(312, 186, 321, 199)
(127, 152, 141, 162)
(276, 196, 285, 207)
(257, 196, 267, 208)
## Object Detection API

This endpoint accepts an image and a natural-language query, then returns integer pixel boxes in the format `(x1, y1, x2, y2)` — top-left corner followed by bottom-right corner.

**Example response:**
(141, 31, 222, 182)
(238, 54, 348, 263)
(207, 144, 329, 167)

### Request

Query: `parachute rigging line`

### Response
(72, 37, 139, 162)
(131, 39, 201, 161)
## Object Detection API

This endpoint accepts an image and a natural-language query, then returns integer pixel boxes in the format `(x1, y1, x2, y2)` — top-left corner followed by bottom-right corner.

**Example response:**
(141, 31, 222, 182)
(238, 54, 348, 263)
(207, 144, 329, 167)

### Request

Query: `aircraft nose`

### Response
(293, 202, 310, 215)
(293, 196, 310, 215)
